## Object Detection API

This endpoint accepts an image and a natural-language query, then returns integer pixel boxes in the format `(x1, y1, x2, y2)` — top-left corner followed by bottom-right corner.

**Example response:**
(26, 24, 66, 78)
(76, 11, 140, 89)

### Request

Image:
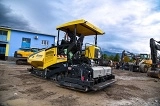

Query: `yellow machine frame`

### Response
(27, 19, 116, 92)
(28, 19, 105, 69)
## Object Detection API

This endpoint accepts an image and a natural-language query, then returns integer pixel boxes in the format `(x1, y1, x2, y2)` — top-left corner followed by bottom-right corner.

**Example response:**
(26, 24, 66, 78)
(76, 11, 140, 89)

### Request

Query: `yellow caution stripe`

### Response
(57, 55, 67, 58)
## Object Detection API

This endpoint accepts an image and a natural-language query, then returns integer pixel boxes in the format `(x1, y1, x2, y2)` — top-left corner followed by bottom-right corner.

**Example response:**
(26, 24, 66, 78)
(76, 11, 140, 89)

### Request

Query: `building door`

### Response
(0, 44, 6, 60)
(21, 38, 31, 48)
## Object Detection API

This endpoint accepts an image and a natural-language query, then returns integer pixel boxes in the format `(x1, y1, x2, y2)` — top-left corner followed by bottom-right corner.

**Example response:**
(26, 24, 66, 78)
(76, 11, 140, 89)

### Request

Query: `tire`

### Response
(143, 65, 148, 73)
(16, 60, 22, 65)
(139, 64, 147, 73)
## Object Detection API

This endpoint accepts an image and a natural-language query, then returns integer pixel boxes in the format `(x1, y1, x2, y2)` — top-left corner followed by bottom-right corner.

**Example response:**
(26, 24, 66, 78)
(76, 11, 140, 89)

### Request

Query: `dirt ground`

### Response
(0, 60, 160, 106)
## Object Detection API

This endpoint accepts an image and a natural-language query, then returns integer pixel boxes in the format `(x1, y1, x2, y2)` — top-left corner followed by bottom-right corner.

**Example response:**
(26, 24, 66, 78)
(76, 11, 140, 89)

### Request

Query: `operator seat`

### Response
(57, 39, 70, 55)
(71, 35, 85, 64)
(70, 35, 84, 55)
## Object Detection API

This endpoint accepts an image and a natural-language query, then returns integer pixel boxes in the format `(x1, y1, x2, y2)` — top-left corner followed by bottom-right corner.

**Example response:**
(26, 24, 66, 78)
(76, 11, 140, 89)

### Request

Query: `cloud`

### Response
(1, 0, 160, 54)
(78, 0, 160, 53)
(0, 0, 31, 30)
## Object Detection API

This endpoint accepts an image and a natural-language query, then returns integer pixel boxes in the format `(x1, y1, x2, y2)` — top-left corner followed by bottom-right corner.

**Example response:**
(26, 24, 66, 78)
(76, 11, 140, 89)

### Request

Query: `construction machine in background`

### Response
(14, 48, 41, 65)
(120, 50, 152, 73)
(27, 19, 116, 92)
(137, 54, 152, 73)
(119, 50, 136, 70)
(147, 38, 160, 78)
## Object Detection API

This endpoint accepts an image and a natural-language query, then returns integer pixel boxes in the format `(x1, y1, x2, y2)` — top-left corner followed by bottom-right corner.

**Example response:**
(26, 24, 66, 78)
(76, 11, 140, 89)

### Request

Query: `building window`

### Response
(0, 30, 8, 41)
(22, 38, 31, 43)
(42, 40, 49, 45)
(21, 38, 31, 48)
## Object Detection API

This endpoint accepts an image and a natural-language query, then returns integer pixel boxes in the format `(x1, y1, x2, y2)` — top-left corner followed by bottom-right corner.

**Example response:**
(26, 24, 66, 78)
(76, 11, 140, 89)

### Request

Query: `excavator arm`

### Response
(150, 38, 160, 69)
(147, 38, 160, 78)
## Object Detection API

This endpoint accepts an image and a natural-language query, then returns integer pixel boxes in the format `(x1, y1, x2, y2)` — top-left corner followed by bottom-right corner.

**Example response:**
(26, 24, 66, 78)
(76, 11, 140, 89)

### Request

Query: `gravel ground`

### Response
(0, 60, 160, 106)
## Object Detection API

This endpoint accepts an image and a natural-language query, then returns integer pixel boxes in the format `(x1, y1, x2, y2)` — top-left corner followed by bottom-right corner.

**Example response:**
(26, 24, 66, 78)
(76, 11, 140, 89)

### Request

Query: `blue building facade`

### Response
(0, 27, 55, 60)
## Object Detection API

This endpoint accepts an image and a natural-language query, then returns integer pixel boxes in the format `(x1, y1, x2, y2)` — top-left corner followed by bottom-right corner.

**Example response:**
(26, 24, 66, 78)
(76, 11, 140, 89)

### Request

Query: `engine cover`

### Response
(92, 66, 112, 78)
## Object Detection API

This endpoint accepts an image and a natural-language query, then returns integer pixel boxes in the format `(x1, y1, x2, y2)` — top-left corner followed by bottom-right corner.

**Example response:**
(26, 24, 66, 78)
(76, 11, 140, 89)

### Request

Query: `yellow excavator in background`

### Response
(147, 38, 160, 78)
(27, 19, 116, 91)
(119, 50, 136, 70)
(14, 48, 41, 65)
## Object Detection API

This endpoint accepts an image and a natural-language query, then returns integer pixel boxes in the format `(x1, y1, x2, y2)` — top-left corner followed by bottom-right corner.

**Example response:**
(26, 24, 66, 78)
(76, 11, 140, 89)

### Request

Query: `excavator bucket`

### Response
(147, 69, 160, 79)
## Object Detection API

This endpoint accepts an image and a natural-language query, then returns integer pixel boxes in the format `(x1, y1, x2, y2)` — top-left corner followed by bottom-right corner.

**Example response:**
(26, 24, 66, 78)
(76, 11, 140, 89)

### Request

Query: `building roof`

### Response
(0, 26, 56, 37)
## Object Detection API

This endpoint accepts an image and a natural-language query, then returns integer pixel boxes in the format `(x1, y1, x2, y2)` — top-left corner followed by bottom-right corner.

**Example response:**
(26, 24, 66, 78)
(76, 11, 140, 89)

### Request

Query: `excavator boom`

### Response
(147, 38, 160, 78)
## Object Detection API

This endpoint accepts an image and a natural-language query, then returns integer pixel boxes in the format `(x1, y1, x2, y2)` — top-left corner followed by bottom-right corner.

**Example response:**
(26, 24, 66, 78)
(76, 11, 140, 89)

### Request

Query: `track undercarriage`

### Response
(28, 63, 115, 92)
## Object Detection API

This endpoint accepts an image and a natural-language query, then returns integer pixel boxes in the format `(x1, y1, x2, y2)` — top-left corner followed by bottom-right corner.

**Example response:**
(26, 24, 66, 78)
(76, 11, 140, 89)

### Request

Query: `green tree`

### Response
(101, 54, 108, 59)
(114, 53, 120, 62)
(109, 55, 114, 60)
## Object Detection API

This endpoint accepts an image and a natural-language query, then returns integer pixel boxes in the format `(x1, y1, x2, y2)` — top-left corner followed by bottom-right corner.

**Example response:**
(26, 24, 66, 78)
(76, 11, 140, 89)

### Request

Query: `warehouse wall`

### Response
(8, 30, 55, 59)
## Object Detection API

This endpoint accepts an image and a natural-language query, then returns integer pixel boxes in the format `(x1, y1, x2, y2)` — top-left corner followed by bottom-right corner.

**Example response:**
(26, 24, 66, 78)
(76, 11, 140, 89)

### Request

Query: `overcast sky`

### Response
(0, 0, 160, 53)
